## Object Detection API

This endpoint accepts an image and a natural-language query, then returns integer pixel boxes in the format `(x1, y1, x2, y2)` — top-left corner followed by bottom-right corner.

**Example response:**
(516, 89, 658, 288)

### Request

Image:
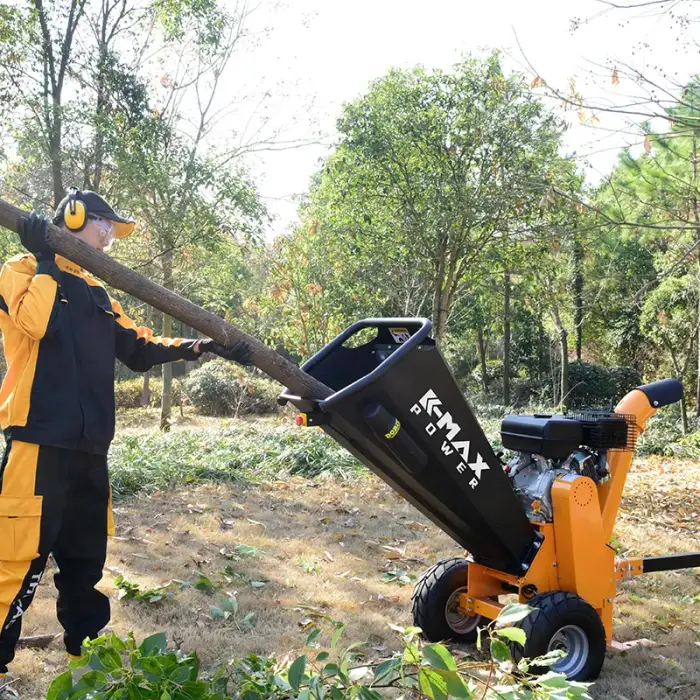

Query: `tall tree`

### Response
(641, 275, 700, 433)
(306, 53, 565, 344)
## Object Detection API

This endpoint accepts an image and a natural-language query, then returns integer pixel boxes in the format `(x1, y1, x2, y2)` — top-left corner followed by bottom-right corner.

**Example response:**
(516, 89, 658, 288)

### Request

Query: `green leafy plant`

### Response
(193, 571, 222, 593)
(45, 606, 594, 699)
(114, 575, 179, 604)
(221, 544, 265, 561)
(222, 605, 594, 699)
(210, 595, 257, 630)
(298, 558, 320, 575)
(219, 566, 267, 589)
(46, 632, 229, 700)
(381, 568, 415, 586)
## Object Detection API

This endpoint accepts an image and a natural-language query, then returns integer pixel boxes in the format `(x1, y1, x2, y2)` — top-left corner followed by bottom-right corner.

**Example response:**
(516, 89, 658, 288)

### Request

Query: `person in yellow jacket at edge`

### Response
(0, 188, 252, 698)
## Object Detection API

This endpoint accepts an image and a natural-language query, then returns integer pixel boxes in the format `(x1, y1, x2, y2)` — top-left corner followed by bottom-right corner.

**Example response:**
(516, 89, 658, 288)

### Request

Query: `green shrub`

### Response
(114, 378, 144, 410)
(635, 405, 700, 457)
(511, 377, 552, 407)
(115, 377, 181, 410)
(471, 358, 504, 387)
(185, 360, 278, 416)
(440, 336, 477, 391)
(567, 361, 642, 409)
(48, 632, 223, 699)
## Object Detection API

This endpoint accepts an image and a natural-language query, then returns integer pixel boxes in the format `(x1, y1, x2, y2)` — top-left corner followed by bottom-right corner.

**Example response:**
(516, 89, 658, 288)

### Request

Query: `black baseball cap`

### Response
(53, 189, 135, 239)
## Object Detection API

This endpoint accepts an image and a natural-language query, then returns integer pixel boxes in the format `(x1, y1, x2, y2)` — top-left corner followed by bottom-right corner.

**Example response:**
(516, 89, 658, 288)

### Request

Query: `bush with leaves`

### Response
(567, 361, 642, 409)
(114, 378, 185, 410)
(185, 360, 279, 417)
(114, 575, 180, 604)
(47, 632, 225, 700)
(47, 604, 594, 699)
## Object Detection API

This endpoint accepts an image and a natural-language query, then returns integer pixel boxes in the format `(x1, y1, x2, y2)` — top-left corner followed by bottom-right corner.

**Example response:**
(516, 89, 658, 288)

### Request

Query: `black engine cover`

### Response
(501, 415, 584, 459)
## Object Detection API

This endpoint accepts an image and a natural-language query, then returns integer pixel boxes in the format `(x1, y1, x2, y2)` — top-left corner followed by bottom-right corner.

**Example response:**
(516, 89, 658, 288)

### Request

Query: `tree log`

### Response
(17, 633, 59, 649)
(0, 197, 331, 401)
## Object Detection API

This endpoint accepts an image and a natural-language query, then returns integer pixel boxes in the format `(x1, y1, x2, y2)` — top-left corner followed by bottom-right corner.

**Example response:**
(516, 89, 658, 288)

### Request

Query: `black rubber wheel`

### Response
(512, 591, 606, 681)
(411, 558, 492, 643)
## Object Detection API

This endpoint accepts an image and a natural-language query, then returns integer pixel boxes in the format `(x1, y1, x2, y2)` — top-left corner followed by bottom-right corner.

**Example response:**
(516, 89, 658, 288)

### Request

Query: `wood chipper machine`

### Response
(279, 318, 700, 681)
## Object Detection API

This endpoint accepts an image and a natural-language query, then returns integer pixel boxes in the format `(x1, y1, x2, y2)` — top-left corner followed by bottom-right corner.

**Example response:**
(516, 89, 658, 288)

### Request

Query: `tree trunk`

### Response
(550, 337, 559, 406)
(692, 133, 700, 417)
(537, 319, 546, 381)
(573, 238, 584, 361)
(160, 313, 173, 432)
(141, 304, 152, 407)
(560, 328, 569, 410)
(681, 390, 689, 435)
(160, 251, 174, 432)
(92, 12, 112, 192)
(550, 302, 569, 409)
(0, 197, 332, 401)
(696, 290, 700, 419)
(49, 113, 64, 205)
(141, 371, 151, 408)
(431, 239, 448, 345)
(92, 71, 107, 190)
(476, 326, 488, 394)
(503, 270, 511, 405)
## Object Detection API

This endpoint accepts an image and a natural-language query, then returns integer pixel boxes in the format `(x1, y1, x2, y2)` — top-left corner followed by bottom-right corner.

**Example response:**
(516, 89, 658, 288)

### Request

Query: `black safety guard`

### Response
(279, 318, 540, 576)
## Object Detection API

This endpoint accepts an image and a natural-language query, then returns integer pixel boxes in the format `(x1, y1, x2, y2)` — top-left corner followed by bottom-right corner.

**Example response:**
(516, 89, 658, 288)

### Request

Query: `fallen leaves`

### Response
(186, 503, 209, 514)
(610, 638, 663, 652)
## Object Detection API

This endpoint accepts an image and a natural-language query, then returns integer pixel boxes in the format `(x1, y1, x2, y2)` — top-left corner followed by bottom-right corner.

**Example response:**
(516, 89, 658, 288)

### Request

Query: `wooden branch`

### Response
(17, 633, 59, 649)
(0, 197, 332, 401)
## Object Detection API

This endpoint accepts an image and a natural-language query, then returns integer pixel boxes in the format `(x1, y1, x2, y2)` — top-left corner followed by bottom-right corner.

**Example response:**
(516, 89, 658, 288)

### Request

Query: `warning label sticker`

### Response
(389, 328, 411, 344)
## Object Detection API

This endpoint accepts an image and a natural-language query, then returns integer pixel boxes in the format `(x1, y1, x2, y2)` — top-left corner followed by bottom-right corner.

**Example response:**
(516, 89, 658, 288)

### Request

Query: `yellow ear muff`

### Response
(64, 189, 86, 231)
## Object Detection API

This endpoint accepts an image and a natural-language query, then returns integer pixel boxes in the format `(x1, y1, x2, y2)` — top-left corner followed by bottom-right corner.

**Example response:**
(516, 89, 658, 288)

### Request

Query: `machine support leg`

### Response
(642, 553, 700, 573)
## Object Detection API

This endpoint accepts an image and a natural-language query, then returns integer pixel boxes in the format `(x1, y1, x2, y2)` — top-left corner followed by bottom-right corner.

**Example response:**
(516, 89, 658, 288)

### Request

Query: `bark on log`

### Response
(0, 197, 332, 401)
(17, 634, 59, 649)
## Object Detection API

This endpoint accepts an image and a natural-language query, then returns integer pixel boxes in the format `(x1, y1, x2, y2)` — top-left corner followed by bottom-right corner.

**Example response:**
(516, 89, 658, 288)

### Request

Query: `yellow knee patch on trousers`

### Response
(0, 442, 43, 635)
(1, 442, 39, 496)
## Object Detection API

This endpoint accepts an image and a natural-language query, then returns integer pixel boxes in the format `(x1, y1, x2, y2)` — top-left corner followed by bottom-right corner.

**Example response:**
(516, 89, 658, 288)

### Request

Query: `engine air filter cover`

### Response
(501, 415, 584, 459)
(567, 412, 638, 451)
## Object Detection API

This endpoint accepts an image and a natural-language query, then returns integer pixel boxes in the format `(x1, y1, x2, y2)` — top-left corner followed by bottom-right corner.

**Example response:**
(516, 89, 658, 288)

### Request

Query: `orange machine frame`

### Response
(457, 388, 655, 643)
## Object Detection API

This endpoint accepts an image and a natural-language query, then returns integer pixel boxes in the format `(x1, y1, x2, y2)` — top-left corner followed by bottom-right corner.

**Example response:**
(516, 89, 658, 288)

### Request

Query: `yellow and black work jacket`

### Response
(0, 254, 199, 454)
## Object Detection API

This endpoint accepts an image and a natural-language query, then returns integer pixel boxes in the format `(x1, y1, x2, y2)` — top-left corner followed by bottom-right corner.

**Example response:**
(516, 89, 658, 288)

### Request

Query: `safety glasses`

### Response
(88, 215, 116, 250)
(88, 215, 115, 236)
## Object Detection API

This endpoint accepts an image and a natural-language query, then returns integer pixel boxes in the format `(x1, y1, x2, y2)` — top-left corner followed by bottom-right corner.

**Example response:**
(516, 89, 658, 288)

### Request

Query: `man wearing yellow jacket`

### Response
(0, 189, 251, 697)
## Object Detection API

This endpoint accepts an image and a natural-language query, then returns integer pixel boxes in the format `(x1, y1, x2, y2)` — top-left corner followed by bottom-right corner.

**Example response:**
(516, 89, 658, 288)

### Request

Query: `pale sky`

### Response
(210, 0, 696, 236)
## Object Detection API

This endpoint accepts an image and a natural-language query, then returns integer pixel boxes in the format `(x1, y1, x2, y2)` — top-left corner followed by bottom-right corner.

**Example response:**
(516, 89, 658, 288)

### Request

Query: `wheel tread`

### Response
(411, 558, 482, 643)
(512, 591, 606, 681)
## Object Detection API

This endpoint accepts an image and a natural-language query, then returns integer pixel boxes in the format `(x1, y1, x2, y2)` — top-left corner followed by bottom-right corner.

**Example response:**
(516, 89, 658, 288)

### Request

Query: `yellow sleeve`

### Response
(0, 257, 60, 340)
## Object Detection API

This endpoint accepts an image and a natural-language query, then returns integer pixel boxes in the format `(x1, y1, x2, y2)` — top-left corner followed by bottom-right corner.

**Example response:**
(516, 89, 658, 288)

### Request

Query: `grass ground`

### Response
(9, 410, 700, 699)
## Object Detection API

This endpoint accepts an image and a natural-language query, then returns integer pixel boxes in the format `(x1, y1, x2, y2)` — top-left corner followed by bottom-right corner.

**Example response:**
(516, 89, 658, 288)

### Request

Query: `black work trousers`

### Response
(0, 441, 113, 671)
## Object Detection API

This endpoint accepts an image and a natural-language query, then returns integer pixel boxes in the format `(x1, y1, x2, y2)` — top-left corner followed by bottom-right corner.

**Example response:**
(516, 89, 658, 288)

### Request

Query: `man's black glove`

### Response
(198, 339, 253, 366)
(18, 212, 54, 262)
